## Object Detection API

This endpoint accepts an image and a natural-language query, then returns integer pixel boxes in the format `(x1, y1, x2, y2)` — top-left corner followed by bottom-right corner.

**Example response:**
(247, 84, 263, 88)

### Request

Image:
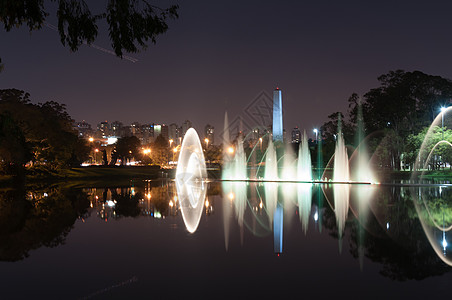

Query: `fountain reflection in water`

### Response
(332, 131, 350, 248)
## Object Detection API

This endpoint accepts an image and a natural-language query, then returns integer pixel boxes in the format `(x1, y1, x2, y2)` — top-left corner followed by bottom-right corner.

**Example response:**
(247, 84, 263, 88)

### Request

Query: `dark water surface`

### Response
(0, 179, 451, 299)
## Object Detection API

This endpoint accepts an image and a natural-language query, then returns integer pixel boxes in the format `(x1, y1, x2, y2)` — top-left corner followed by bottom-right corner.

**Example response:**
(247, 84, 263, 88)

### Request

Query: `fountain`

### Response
(297, 130, 313, 182)
(175, 128, 207, 233)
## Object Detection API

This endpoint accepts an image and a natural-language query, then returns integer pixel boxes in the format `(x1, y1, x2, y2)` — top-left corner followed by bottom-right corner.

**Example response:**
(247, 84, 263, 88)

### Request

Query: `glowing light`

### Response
(441, 106, 447, 113)
(228, 147, 234, 154)
(205, 199, 210, 207)
(146, 193, 151, 200)
(106, 200, 115, 207)
(169, 200, 174, 207)
(314, 212, 319, 221)
(228, 192, 234, 200)
(259, 201, 263, 209)
(443, 237, 448, 249)
(143, 148, 151, 154)
(89, 137, 94, 142)
(107, 137, 118, 145)
(94, 148, 99, 152)
(386, 222, 390, 230)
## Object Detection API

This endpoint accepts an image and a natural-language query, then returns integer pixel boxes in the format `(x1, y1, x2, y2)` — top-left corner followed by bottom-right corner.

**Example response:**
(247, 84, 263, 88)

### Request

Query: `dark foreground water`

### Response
(0, 179, 451, 299)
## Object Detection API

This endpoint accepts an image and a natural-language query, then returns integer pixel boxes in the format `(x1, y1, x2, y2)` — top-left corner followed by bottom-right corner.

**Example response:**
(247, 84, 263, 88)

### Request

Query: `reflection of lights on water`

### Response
(386, 222, 390, 230)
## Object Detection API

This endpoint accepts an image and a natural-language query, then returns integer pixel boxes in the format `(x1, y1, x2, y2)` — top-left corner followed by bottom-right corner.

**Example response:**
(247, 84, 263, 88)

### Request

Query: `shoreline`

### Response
(0, 166, 450, 187)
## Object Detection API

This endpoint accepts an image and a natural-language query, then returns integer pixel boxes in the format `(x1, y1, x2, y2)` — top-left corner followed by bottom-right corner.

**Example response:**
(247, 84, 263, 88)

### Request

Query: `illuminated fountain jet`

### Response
(297, 131, 313, 233)
(176, 128, 207, 233)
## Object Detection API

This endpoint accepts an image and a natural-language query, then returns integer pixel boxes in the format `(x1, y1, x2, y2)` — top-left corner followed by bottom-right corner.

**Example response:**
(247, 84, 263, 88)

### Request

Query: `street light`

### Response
(94, 148, 99, 165)
(313, 128, 318, 142)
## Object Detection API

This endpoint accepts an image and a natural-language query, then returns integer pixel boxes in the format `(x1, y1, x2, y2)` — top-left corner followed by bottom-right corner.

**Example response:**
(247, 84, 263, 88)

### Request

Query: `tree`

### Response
(404, 126, 452, 170)
(0, 112, 32, 175)
(0, 88, 90, 170)
(110, 135, 141, 165)
(0, 185, 90, 261)
(322, 70, 452, 170)
(0, 0, 179, 58)
(150, 134, 169, 166)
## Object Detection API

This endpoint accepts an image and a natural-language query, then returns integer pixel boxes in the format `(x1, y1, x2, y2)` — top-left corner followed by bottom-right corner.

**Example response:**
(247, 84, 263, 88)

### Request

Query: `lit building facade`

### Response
(204, 124, 214, 145)
(291, 127, 301, 143)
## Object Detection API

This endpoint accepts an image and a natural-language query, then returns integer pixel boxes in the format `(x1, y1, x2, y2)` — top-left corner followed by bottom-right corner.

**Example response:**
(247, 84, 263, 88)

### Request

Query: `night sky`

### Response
(2, 0, 452, 142)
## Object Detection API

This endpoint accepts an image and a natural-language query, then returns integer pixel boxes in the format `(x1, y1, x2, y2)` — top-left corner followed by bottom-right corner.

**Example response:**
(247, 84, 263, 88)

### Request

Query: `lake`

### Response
(0, 179, 451, 299)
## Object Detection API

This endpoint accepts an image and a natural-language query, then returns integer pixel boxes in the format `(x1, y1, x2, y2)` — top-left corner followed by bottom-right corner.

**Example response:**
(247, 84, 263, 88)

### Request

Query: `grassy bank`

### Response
(60, 166, 164, 179)
(0, 166, 165, 186)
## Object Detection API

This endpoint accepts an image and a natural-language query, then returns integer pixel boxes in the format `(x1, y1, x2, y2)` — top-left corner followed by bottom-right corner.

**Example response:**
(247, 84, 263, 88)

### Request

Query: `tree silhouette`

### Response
(0, 0, 179, 57)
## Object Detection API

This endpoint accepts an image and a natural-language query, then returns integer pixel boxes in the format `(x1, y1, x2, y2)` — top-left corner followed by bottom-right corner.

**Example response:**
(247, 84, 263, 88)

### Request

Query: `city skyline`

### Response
(2, 1, 452, 139)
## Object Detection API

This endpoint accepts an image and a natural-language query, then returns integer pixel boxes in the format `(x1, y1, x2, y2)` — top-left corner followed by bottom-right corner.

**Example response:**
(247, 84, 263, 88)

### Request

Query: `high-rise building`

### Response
(169, 123, 178, 142)
(141, 124, 152, 145)
(161, 124, 169, 140)
(204, 124, 214, 145)
(97, 121, 110, 137)
(130, 122, 141, 136)
(74, 120, 92, 138)
(182, 120, 192, 136)
(272, 87, 283, 142)
(291, 127, 301, 143)
(111, 121, 123, 136)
